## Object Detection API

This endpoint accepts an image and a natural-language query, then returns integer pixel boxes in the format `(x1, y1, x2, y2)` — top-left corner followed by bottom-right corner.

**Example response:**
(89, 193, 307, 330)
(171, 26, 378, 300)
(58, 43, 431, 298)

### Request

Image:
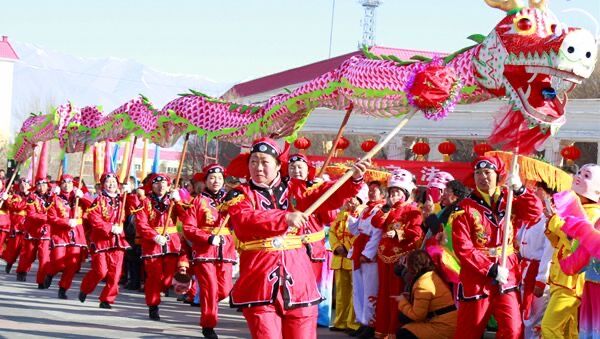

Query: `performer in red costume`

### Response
(452, 156, 542, 339)
(181, 164, 236, 339)
(0, 180, 11, 258)
(134, 173, 183, 321)
(2, 178, 31, 277)
(371, 169, 424, 337)
(16, 177, 52, 286)
(45, 174, 92, 299)
(79, 172, 132, 308)
(225, 138, 368, 339)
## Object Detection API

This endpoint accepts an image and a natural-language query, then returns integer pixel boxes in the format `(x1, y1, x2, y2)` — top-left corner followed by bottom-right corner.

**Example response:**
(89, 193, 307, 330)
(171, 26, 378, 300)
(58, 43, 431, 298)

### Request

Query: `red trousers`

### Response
(242, 288, 318, 339)
(143, 254, 178, 306)
(193, 261, 233, 328)
(80, 249, 125, 303)
(16, 239, 51, 284)
(48, 245, 83, 291)
(375, 260, 402, 335)
(311, 261, 323, 284)
(0, 231, 8, 257)
(455, 288, 522, 339)
(2, 233, 25, 265)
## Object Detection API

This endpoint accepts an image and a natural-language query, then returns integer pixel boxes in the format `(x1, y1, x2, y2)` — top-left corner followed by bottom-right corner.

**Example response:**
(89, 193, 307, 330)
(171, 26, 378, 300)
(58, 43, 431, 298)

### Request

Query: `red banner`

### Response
(306, 155, 472, 186)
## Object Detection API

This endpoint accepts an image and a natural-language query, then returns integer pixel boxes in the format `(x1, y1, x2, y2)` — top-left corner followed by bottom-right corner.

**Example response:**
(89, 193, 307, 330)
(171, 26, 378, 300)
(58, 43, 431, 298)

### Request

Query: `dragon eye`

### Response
(568, 46, 575, 54)
(517, 18, 532, 31)
(586, 51, 592, 58)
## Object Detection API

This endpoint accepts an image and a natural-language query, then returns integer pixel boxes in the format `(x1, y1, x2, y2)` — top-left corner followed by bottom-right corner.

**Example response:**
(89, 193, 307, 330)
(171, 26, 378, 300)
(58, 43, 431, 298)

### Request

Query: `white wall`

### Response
(0, 60, 15, 142)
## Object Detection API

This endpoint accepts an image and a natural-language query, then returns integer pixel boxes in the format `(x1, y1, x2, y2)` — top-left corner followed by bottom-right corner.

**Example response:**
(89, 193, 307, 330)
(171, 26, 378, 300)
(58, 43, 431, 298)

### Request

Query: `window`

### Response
(166, 167, 177, 174)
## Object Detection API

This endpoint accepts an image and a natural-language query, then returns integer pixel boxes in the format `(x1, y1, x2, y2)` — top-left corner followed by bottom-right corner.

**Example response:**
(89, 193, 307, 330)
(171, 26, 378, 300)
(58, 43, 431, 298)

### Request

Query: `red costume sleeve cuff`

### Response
(535, 281, 546, 290)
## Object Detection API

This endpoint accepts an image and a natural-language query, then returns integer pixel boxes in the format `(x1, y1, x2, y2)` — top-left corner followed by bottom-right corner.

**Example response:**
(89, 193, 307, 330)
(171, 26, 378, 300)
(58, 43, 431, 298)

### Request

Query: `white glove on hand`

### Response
(153, 234, 168, 246)
(122, 184, 132, 194)
(0, 192, 9, 201)
(169, 190, 181, 202)
(210, 235, 221, 246)
(52, 186, 61, 195)
(507, 164, 523, 191)
(74, 189, 84, 198)
(111, 224, 123, 235)
(68, 218, 79, 228)
(495, 265, 509, 285)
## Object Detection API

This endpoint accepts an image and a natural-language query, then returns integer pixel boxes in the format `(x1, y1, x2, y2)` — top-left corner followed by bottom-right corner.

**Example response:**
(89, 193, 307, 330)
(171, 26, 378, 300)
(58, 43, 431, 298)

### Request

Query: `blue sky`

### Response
(2, 0, 598, 83)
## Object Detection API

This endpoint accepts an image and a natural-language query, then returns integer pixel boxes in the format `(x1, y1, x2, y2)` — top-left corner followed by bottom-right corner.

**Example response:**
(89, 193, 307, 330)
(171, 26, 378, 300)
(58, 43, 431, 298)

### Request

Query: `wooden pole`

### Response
(0, 163, 21, 209)
(163, 133, 190, 235)
(117, 136, 138, 225)
(316, 103, 353, 178)
(73, 146, 87, 219)
(304, 109, 417, 216)
(500, 153, 519, 269)
(31, 144, 38, 186)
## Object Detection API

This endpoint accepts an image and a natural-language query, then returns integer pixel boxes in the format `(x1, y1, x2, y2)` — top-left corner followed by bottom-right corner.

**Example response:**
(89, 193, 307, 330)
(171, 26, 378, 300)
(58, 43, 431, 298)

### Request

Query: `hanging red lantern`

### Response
(412, 141, 430, 156)
(473, 142, 493, 156)
(335, 136, 350, 150)
(293, 137, 311, 151)
(361, 139, 377, 152)
(438, 140, 456, 162)
(561, 144, 581, 165)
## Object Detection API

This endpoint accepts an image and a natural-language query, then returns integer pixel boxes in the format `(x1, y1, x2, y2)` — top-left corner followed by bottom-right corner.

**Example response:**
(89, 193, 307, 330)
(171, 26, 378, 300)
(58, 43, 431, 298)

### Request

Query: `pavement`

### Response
(0, 261, 347, 339)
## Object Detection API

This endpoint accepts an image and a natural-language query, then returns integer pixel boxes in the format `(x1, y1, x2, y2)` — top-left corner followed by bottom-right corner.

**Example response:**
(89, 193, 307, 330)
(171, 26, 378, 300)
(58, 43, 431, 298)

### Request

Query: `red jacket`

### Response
(0, 201, 10, 232)
(226, 176, 362, 309)
(181, 189, 236, 263)
(47, 192, 92, 248)
(134, 194, 182, 258)
(24, 192, 52, 240)
(86, 191, 131, 253)
(371, 201, 424, 264)
(8, 192, 28, 235)
(452, 187, 542, 299)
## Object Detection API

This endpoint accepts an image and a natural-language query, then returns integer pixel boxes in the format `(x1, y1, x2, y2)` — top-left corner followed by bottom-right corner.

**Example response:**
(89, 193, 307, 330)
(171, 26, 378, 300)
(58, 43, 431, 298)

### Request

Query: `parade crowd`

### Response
(0, 137, 598, 339)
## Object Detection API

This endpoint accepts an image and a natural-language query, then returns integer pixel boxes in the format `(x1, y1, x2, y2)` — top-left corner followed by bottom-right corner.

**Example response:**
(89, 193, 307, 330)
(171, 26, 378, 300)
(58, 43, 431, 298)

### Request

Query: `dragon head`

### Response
(476, 0, 597, 145)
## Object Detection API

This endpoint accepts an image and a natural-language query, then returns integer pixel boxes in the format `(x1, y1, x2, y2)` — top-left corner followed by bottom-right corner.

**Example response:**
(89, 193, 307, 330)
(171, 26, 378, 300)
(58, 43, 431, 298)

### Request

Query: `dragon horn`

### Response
(484, 0, 523, 12)
(528, 0, 546, 11)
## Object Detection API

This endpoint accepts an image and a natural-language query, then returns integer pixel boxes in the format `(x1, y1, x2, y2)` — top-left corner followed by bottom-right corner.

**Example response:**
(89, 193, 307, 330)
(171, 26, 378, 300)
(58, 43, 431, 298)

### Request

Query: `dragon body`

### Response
(12, 0, 597, 162)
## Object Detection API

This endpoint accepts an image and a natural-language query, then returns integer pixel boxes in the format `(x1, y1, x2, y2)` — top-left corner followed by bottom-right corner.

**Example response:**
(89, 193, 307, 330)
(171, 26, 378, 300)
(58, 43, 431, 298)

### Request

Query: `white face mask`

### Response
(573, 164, 600, 202)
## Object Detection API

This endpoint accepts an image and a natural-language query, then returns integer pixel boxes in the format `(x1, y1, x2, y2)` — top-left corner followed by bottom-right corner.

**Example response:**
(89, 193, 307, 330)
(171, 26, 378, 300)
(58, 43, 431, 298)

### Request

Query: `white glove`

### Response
(74, 189, 84, 198)
(111, 224, 123, 235)
(170, 190, 181, 202)
(506, 164, 523, 191)
(122, 184, 132, 194)
(153, 234, 168, 246)
(495, 265, 509, 285)
(68, 219, 79, 228)
(210, 235, 221, 246)
(0, 192, 8, 201)
(52, 186, 61, 195)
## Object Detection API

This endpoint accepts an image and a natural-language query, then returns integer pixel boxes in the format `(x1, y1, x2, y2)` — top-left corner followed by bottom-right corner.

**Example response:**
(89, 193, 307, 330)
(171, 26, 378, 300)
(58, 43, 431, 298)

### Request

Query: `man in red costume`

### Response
(0, 180, 11, 257)
(79, 172, 132, 308)
(16, 177, 52, 286)
(452, 155, 542, 338)
(134, 173, 183, 321)
(225, 138, 368, 338)
(2, 178, 31, 277)
(45, 174, 91, 299)
(181, 164, 236, 339)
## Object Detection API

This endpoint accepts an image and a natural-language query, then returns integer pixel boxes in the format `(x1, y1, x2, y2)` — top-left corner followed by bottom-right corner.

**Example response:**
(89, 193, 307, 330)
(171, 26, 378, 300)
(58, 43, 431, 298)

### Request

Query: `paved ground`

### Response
(0, 261, 346, 338)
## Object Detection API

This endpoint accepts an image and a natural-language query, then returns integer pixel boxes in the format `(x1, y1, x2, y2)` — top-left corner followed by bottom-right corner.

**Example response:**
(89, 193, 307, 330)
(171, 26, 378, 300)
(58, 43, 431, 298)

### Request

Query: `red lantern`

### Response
(361, 139, 377, 152)
(293, 136, 311, 151)
(473, 142, 493, 156)
(335, 136, 350, 150)
(412, 141, 430, 156)
(438, 141, 456, 155)
(561, 145, 581, 165)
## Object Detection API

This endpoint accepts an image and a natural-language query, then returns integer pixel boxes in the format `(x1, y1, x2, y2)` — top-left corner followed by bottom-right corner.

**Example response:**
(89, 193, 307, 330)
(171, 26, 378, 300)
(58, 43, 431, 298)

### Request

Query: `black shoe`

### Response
(16, 272, 26, 281)
(5, 262, 13, 274)
(357, 326, 375, 339)
(44, 275, 53, 289)
(38, 283, 45, 289)
(202, 327, 218, 339)
(329, 327, 345, 332)
(190, 302, 200, 307)
(78, 291, 87, 303)
(99, 301, 112, 309)
(349, 325, 367, 337)
(149, 306, 160, 321)
(58, 288, 68, 299)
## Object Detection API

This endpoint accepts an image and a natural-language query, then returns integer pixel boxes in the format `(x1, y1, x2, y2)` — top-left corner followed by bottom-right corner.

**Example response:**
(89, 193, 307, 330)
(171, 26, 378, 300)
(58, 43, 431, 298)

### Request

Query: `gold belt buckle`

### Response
(271, 236, 284, 249)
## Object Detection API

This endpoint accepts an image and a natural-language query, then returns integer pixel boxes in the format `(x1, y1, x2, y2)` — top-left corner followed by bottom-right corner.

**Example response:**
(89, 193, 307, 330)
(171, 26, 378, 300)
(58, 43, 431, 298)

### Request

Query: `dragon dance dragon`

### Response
(12, 0, 597, 162)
